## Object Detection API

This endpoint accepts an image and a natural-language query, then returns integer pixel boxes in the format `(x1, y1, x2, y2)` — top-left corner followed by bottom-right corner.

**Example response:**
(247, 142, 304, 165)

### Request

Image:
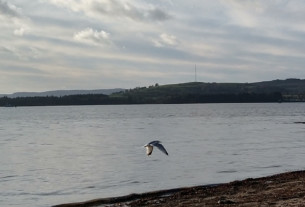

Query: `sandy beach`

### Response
(53, 170, 305, 207)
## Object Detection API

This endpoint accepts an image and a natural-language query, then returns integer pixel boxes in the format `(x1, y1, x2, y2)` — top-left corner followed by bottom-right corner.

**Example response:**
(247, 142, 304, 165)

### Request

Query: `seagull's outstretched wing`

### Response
(148, 140, 161, 145)
(151, 141, 168, 156)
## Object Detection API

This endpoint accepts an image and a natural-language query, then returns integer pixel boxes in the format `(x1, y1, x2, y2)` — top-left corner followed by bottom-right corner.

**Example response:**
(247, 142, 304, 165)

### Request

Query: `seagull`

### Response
(144, 140, 168, 156)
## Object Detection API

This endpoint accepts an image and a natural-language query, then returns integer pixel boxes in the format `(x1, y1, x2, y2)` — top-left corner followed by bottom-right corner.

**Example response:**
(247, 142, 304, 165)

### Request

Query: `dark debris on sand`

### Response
(54, 170, 305, 207)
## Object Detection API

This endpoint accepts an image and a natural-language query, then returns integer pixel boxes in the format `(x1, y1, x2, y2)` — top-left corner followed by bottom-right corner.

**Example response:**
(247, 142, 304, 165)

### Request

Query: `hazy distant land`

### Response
(0, 88, 125, 98)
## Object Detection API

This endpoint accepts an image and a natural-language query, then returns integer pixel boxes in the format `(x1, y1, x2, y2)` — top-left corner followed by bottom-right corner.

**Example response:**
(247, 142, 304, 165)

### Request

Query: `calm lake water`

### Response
(1, 103, 305, 207)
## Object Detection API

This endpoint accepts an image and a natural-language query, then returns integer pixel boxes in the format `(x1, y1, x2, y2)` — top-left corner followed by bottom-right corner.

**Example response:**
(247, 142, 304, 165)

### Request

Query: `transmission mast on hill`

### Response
(194, 64, 197, 82)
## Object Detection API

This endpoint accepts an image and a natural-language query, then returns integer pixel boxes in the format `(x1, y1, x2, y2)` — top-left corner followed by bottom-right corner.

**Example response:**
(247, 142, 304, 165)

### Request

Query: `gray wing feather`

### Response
(152, 142, 168, 156)
(148, 140, 161, 145)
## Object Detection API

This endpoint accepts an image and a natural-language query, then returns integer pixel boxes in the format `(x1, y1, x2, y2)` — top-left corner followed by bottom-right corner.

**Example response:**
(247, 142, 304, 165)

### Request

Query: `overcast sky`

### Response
(1, 0, 305, 93)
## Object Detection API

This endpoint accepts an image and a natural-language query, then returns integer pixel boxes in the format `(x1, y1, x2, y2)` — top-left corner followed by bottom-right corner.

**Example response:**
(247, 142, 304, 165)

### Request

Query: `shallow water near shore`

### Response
(1, 103, 305, 207)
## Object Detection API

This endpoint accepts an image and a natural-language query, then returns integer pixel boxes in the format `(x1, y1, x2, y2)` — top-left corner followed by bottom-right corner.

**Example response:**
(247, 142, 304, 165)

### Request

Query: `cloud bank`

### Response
(0, 0, 305, 93)
(48, 0, 171, 22)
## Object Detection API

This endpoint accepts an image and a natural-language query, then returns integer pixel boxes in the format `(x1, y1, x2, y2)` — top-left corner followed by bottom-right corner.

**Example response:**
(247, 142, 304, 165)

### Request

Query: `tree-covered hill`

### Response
(118, 78, 305, 96)
(111, 79, 305, 104)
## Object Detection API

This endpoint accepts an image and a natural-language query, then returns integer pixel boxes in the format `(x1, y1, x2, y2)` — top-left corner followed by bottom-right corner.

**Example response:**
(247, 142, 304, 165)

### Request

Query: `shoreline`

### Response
(53, 170, 305, 207)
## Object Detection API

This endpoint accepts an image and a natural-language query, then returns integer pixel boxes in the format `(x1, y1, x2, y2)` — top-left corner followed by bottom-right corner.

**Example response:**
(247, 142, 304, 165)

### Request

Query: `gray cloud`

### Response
(48, 0, 171, 22)
(0, 1, 30, 37)
(91, 0, 171, 22)
(0, 0, 20, 18)
(0, 45, 44, 61)
(146, 7, 171, 21)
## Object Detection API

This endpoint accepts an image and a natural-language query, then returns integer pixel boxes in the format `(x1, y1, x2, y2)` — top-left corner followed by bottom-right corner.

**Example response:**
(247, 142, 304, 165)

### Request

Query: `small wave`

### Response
(217, 170, 238, 174)
(0, 175, 18, 182)
(130, 181, 140, 184)
(257, 165, 282, 169)
(0, 175, 18, 179)
(294, 122, 305, 124)
(118, 179, 140, 185)
(150, 159, 160, 162)
(36, 191, 63, 196)
(1, 190, 66, 197)
(40, 143, 54, 146)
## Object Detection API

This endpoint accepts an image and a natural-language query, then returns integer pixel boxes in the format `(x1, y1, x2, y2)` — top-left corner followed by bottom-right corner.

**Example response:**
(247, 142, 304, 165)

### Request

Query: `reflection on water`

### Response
(1, 103, 305, 207)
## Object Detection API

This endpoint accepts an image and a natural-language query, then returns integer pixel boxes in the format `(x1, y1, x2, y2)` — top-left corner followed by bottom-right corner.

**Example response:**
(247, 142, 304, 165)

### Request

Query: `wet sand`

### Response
(53, 170, 305, 207)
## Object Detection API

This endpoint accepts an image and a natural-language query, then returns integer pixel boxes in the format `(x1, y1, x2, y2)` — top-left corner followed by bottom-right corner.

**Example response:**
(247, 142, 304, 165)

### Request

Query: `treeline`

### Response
(0, 92, 283, 107)
(0, 94, 123, 106)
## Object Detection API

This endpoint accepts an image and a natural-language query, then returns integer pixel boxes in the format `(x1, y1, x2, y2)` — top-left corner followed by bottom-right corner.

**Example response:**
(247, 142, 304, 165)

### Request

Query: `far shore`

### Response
(53, 170, 305, 207)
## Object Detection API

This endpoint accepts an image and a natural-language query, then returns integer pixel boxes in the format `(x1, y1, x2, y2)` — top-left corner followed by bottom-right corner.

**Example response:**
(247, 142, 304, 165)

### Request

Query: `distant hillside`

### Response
(0, 88, 125, 98)
(120, 78, 305, 95)
(1, 79, 304, 106)
(111, 79, 305, 103)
